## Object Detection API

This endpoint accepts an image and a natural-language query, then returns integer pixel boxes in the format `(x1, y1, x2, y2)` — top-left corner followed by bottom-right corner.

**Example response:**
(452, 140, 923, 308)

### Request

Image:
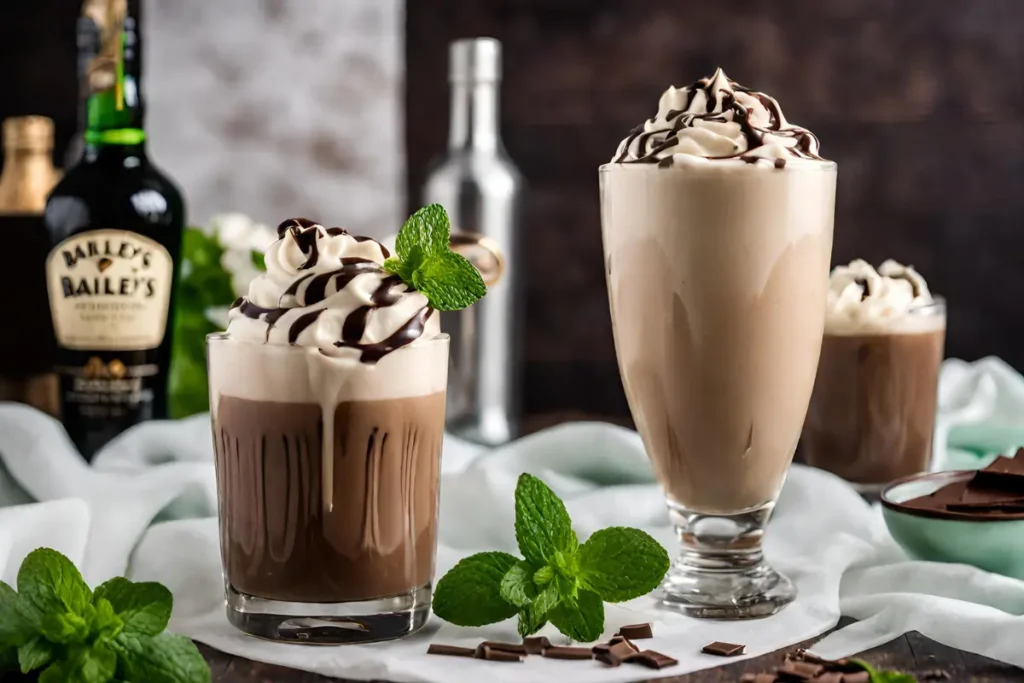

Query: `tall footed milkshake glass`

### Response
(208, 217, 451, 643)
(600, 69, 836, 618)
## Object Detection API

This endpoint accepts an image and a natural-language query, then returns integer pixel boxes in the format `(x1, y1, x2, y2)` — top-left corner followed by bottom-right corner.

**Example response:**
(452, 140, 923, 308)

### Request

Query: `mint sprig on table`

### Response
(852, 659, 917, 683)
(0, 548, 210, 683)
(432, 473, 670, 642)
(383, 204, 486, 311)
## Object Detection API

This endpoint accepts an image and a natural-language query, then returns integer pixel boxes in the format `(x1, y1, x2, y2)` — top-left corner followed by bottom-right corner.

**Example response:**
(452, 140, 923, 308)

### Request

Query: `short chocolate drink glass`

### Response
(802, 300, 946, 491)
(207, 333, 448, 643)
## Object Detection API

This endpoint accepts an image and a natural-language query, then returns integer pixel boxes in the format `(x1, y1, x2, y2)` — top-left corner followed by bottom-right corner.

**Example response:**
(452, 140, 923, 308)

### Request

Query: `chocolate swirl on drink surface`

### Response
(226, 219, 436, 363)
(611, 68, 825, 167)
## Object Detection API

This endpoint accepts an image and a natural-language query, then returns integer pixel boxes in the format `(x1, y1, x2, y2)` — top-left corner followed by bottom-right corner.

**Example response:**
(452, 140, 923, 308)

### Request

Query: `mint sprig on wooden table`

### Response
(0, 548, 210, 683)
(432, 473, 670, 641)
(382, 204, 486, 311)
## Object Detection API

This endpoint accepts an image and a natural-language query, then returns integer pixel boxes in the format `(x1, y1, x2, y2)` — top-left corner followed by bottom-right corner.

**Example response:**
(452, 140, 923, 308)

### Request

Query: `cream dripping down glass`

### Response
(208, 218, 448, 643)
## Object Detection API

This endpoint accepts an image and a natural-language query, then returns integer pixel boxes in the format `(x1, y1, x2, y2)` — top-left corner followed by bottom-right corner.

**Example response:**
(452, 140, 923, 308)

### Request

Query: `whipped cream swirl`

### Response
(226, 218, 439, 363)
(611, 68, 825, 167)
(826, 259, 939, 334)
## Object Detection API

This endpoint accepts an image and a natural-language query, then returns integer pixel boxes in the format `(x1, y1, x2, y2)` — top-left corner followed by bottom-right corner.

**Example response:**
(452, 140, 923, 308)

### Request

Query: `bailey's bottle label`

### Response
(46, 229, 173, 351)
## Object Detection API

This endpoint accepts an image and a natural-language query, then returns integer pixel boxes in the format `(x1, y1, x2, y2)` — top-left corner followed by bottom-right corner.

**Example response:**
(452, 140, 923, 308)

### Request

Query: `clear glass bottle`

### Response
(422, 38, 523, 446)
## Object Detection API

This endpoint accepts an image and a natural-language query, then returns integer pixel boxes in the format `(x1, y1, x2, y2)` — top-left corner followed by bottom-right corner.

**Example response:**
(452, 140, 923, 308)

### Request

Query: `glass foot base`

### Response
(225, 583, 431, 644)
(659, 499, 795, 620)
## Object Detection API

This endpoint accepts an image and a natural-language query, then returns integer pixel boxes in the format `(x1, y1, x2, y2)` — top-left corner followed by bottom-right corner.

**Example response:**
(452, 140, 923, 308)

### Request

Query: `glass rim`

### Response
(908, 296, 946, 316)
(598, 158, 838, 173)
(206, 332, 450, 349)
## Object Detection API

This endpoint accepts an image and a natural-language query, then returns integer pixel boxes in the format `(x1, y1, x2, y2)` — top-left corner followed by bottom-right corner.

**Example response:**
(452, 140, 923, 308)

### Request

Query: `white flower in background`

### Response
(203, 213, 276, 329)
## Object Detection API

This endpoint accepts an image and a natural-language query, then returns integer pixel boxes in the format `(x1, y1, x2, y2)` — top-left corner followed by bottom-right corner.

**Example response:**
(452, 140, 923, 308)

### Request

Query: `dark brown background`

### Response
(407, 0, 1024, 422)
(4, 0, 1023, 422)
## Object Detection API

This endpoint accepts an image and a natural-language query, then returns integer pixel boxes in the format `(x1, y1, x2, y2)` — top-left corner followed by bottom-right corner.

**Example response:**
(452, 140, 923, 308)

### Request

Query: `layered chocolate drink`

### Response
(601, 69, 836, 618)
(802, 260, 945, 490)
(208, 218, 449, 643)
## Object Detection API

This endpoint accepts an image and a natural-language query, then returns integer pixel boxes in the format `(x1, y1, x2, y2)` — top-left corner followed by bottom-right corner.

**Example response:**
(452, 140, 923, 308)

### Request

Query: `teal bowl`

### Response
(881, 470, 1024, 579)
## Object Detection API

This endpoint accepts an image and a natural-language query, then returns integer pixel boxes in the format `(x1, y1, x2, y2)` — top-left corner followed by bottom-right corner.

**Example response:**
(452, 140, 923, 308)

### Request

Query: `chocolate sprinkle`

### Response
(617, 623, 654, 640)
(478, 641, 526, 655)
(426, 644, 475, 658)
(701, 641, 745, 657)
(473, 644, 523, 662)
(540, 646, 593, 660)
(631, 650, 678, 670)
(522, 637, 551, 655)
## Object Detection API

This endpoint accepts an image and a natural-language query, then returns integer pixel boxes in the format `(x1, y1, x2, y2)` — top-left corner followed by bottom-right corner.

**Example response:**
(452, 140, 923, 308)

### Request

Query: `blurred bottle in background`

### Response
(0, 116, 62, 416)
(64, 0, 107, 168)
(423, 37, 523, 447)
(44, 0, 185, 460)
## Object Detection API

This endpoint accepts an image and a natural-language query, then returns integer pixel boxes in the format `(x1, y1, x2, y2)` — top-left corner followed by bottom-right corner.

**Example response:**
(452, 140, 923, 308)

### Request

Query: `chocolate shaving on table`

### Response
(426, 644, 475, 658)
(630, 650, 678, 669)
(742, 651, 888, 683)
(701, 640, 745, 657)
(473, 644, 523, 662)
(478, 641, 526, 655)
(522, 636, 551, 655)
(594, 651, 622, 667)
(617, 622, 654, 640)
(607, 640, 642, 662)
(540, 646, 593, 660)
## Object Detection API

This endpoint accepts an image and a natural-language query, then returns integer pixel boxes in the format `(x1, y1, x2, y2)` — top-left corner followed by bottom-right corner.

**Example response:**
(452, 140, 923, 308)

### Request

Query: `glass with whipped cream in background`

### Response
(802, 259, 946, 492)
(600, 69, 836, 618)
(208, 216, 459, 643)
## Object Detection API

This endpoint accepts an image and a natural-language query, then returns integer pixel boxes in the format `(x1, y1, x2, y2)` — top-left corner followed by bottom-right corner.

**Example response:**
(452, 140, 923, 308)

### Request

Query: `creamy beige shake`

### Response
(601, 69, 836, 617)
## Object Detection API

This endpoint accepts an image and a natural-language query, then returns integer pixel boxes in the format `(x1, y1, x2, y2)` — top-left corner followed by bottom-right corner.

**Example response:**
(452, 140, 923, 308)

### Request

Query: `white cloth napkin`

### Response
(0, 356, 1023, 682)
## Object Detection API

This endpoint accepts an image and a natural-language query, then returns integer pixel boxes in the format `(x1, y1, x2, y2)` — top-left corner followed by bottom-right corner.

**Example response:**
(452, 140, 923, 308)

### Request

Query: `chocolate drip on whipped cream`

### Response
(612, 69, 823, 166)
(231, 221, 433, 364)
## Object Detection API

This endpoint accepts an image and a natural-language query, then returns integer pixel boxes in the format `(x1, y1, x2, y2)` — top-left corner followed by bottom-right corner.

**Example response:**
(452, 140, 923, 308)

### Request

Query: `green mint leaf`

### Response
(532, 582, 561, 617)
(39, 643, 116, 683)
(111, 632, 211, 683)
(40, 610, 89, 644)
(1, 646, 18, 673)
(88, 599, 123, 644)
(395, 204, 450, 261)
(18, 635, 56, 673)
(93, 578, 172, 637)
(432, 552, 519, 627)
(554, 573, 578, 602)
(851, 660, 916, 683)
(0, 581, 34, 647)
(578, 526, 670, 602)
(516, 602, 547, 637)
(548, 589, 604, 643)
(411, 251, 486, 311)
(18, 548, 92, 619)
(499, 561, 537, 608)
(250, 249, 265, 271)
(514, 474, 578, 567)
(382, 257, 410, 280)
(533, 566, 554, 586)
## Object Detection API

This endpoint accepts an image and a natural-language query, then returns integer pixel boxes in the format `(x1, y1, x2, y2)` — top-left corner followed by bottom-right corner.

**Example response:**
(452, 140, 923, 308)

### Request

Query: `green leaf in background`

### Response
(169, 225, 254, 419)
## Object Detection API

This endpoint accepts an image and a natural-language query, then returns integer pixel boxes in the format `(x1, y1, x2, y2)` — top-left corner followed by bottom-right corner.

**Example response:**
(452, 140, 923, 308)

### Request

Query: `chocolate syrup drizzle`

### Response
(613, 72, 822, 166)
(232, 221, 427, 363)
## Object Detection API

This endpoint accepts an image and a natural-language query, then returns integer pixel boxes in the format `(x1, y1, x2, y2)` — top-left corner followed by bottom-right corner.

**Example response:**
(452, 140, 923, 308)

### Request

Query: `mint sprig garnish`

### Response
(0, 548, 210, 683)
(432, 473, 670, 642)
(383, 204, 486, 311)
(851, 659, 918, 683)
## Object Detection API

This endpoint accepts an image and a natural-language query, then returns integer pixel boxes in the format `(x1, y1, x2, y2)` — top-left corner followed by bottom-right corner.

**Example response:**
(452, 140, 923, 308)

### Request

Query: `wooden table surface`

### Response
(198, 413, 1023, 681)
(198, 629, 1024, 682)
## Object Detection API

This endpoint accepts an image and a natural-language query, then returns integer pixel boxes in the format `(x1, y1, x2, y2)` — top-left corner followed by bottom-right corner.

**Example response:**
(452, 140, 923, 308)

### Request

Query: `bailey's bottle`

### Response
(44, 1, 185, 460)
